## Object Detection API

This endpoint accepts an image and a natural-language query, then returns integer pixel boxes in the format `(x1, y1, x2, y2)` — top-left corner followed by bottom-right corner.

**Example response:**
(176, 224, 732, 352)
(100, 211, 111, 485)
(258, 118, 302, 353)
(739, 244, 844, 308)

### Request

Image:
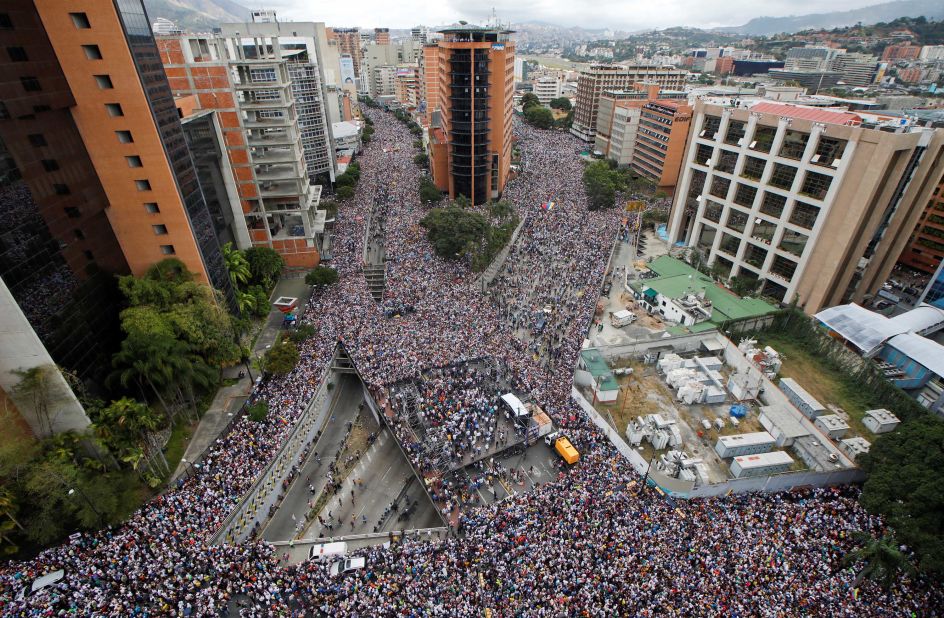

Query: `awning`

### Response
(643, 288, 658, 299)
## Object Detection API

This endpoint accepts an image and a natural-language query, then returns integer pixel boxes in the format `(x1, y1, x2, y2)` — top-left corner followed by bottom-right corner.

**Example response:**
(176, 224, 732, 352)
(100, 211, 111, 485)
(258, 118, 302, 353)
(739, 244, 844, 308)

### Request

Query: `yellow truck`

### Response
(544, 432, 579, 465)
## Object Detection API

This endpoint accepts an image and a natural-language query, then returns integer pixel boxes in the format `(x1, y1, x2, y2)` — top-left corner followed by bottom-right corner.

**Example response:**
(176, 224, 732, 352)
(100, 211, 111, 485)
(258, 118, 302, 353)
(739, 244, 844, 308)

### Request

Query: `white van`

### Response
(610, 309, 636, 327)
(308, 541, 348, 561)
(330, 556, 366, 576)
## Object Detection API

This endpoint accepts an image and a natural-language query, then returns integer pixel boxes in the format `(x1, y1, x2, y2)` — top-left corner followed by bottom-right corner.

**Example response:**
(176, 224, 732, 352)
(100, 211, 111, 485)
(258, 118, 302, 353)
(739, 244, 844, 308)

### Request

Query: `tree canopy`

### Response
(419, 176, 443, 203)
(524, 105, 555, 130)
(263, 340, 300, 375)
(859, 415, 944, 575)
(583, 160, 622, 210)
(549, 97, 572, 111)
(520, 92, 540, 110)
(305, 266, 339, 287)
(420, 207, 489, 259)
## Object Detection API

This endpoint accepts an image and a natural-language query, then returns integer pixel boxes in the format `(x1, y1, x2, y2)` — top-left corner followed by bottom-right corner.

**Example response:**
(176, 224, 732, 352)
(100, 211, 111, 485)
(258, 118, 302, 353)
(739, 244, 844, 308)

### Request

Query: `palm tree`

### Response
(222, 242, 250, 289)
(844, 533, 915, 589)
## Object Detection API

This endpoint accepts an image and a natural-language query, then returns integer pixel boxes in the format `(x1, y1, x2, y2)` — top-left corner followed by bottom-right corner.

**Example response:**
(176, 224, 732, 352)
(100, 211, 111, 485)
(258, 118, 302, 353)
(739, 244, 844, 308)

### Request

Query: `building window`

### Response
(733, 183, 757, 208)
(125, 155, 142, 168)
(724, 120, 746, 146)
(41, 159, 59, 172)
(769, 163, 798, 191)
(716, 150, 738, 174)
(152, 224, 168, 235)
(789, 201, 820, 229)
(33, 105, 50, 113)
(741, 156, 766, 181)
(94, 75, 113, 89)
(69, 12, 91, 29)
(115, 130, 133, 143)
(726, 208, 749, 233)
(695, 143, 714, 165)
(160, 244, 176, 255)
(770, 255, 798, 281)
(82, 44, 102, 60)
(20, 77, 41, 92)
(135, 179, 151, 191)
(105, 103, 124, 117)
(7, 46, 27, 62)
(800, 171, 832, 201)
(779, 130, 809, 160)
(53, 183, 70, 195)
(749, 125, 776, 153)
(760, 192, 786, 218)
(83, 249, 94, 260)
(73, 229, 85, 240)
(28, 133, 47, 147)
(0, 14, 12, 29)
(779, 229, 809, 258)
(719, 232, 741, 257)
(144, 202, 160, 213)
(812, 136, 847, 168)
(703, 201, 723, 223)
(709, 176, 731, 199)
(249, 68, 277, 83)
(64, 206, 81, 218)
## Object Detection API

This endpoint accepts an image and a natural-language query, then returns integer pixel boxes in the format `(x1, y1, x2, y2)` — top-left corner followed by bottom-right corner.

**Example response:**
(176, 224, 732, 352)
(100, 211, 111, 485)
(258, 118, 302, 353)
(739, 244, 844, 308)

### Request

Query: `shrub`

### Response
(247, 400, 269, 422)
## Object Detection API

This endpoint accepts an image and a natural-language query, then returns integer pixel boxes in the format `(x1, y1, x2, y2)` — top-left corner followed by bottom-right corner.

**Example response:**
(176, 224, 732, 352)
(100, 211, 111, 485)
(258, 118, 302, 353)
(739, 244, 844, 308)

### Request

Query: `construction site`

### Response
(579, 332, 883, 494)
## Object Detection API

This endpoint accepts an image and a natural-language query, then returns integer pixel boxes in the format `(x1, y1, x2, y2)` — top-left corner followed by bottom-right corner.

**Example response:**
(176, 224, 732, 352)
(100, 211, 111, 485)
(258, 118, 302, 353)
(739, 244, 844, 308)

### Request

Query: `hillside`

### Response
(143, 0, 250, 32)
(717, 0, 944, 35)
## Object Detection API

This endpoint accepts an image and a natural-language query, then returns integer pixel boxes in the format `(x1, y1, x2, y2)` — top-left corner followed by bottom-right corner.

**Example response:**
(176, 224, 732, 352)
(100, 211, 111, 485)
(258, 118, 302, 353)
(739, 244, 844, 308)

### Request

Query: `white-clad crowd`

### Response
(1, 109, 940, 617)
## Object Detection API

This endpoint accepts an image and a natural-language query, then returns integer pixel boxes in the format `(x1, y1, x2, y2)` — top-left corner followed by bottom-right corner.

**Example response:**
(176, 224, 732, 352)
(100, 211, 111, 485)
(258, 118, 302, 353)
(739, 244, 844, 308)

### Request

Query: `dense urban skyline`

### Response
(254, 0, 903, 30)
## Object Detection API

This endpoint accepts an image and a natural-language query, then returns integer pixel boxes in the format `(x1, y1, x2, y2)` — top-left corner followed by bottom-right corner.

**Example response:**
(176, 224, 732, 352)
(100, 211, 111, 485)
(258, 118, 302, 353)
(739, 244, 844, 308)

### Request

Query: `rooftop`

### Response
(748, 101, 862, 126)
(759, 405, 809, 439)
(815, 302, 944, 355)
(885, 332, 944, 378)
(579, 348, 619, 391)
(641, 256, 778, 325)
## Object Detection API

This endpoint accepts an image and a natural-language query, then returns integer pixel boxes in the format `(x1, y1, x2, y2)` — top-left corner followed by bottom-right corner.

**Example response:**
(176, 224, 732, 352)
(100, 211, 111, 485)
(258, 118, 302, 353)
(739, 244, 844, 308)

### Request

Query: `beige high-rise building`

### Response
(570, 63, 687, 141)
(667, 100, 944, 312)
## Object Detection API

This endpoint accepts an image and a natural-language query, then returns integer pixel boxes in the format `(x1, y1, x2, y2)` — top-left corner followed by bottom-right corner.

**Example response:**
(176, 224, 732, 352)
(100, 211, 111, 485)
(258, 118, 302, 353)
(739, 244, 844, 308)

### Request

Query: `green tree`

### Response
(420, 207, 489, 259)
(420, 176, 443, 203)
(524, 105, 555, 129)
(263, 340, 300, 375)
(843, 533, 915, 589)
(11, 366, 67, 438)
(305, 266, 339, 287)
(859, 415, 944, 574)
(247, 400, 269, 422)
(222, 242, 250, 290)
(337, 185, 355, 200)
(583, 160, 619, 210)
(549, 97, 572, 111)
(520, 92, 540, 110)
(92, 398, 169, 478)
(414, 153, 429, 167)
(243, 246, 284, 290)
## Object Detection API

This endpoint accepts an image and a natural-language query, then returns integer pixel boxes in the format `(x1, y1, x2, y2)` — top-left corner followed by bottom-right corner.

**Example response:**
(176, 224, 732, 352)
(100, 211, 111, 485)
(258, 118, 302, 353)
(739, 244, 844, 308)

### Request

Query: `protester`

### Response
(1, 109, 940, 617)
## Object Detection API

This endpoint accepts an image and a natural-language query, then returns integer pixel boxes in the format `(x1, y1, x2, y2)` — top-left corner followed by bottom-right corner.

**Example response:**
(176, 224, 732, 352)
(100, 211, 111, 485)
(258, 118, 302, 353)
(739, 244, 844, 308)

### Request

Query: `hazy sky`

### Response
(254, 0, 888, 30)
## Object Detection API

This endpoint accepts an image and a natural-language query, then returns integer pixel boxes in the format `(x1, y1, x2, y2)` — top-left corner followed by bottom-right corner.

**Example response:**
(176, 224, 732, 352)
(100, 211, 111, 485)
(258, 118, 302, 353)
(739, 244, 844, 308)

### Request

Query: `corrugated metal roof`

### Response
(749, 101, 862, 126)
(815, 303, 944, 354)
(885, 333, 944, 378)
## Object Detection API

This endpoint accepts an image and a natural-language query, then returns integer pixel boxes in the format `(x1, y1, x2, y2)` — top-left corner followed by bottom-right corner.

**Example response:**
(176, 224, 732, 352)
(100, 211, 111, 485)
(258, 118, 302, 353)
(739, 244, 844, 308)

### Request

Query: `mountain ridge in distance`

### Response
(715, 0, 944, 35)
(143, 0, 250, 32)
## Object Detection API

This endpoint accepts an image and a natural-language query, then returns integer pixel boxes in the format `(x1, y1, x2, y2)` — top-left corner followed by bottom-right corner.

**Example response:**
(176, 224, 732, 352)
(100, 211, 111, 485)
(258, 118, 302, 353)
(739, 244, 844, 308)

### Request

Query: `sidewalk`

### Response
(169, 276, 312, 482)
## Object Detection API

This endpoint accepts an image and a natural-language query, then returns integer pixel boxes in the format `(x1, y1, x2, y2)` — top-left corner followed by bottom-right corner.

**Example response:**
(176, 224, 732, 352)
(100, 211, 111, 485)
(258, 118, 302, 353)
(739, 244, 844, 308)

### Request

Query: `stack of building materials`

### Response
(626, 414, 683, 450)
(658, 353, 684, 374)
(657, 450, 705, 483)
(738, 338, 783, 378)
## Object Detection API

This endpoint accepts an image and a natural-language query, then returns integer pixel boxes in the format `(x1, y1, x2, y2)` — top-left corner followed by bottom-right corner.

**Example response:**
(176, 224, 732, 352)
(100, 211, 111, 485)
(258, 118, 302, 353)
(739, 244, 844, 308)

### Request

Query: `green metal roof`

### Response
(638, 256, 777, 327)
(580, 349, 619, 391)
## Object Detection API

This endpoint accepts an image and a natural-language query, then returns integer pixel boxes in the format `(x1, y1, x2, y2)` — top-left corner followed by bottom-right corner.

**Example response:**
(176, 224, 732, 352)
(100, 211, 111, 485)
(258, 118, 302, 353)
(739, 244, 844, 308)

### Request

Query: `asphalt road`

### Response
(261, 376, 363, 542)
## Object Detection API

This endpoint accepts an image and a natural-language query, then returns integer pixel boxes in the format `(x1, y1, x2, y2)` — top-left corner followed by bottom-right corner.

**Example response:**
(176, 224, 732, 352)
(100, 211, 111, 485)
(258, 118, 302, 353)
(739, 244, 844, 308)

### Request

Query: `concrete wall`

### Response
(0, 278, 89, 437)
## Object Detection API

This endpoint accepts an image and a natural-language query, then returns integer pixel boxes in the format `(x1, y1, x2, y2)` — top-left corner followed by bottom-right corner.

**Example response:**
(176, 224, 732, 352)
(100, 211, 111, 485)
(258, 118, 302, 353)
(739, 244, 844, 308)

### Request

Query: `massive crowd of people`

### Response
(2, 108, 941, 616)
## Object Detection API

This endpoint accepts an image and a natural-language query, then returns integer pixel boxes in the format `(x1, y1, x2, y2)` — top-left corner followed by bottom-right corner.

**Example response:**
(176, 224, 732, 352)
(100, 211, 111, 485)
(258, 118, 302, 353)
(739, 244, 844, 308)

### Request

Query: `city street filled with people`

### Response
(1, 108, 942, 616)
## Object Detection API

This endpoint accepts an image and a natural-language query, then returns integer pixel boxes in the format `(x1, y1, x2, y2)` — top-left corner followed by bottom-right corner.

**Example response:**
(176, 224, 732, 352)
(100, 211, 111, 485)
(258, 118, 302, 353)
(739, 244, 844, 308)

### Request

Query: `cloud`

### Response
(261, 0, 886, 30)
